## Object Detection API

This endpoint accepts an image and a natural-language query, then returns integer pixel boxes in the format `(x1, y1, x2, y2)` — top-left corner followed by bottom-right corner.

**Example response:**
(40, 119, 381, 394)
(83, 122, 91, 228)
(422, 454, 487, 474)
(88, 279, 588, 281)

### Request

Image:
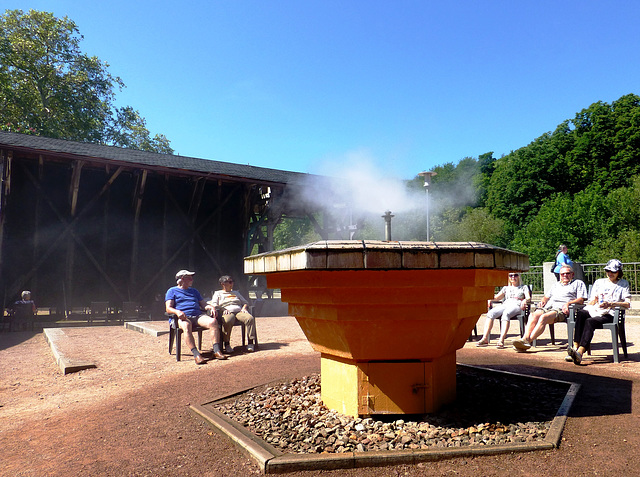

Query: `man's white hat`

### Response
(175, 269, 196, 280)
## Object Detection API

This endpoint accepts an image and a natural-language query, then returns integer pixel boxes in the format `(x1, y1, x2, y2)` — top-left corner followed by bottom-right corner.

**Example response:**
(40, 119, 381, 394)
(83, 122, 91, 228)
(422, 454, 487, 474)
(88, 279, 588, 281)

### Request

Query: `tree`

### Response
(0, 9, 172, 153)
(273, 216, 320, 250)
(440, 208, 506, 245)
(108, 106, 173, 154)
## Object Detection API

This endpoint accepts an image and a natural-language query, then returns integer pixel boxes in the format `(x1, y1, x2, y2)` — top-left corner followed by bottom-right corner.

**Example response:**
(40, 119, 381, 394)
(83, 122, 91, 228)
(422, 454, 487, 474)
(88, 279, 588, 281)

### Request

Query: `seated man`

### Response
(165, 269, 227, 364)
(512, 264, 587, 352)
(209, 275, 258, 353)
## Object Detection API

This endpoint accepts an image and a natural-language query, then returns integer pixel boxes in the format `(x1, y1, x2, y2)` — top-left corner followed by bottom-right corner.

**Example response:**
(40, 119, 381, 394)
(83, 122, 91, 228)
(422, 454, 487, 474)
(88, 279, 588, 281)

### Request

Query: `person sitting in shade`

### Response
(475, 272, 530, 349)
(165, 269, 227, 364)
(14, 290, 37, 313)
(209, 275, 258, 353)
(567, 259, 631, 365)
(512, 264, 587, 352)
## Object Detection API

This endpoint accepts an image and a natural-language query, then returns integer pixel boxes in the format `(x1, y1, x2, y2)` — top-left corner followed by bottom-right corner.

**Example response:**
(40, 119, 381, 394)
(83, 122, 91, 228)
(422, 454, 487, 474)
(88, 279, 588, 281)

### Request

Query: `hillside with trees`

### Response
(423, 93, 640, 264)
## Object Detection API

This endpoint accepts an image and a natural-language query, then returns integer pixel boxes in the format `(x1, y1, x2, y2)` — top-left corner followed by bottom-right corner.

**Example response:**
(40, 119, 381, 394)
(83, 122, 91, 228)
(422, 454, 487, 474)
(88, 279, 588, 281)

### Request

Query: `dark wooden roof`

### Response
(0, 131, 311, 185)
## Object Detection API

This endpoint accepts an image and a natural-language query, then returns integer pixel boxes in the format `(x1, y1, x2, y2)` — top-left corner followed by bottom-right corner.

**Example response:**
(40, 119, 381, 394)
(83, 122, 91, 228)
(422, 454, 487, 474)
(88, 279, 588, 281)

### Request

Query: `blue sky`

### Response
(5, 1, 640, 179)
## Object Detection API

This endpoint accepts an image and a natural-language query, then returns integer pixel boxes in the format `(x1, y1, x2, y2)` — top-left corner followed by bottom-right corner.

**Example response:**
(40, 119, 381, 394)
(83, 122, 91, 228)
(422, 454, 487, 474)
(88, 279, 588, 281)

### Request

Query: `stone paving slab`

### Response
(124, 320, 169, 337)
(42, 328, 97, 375)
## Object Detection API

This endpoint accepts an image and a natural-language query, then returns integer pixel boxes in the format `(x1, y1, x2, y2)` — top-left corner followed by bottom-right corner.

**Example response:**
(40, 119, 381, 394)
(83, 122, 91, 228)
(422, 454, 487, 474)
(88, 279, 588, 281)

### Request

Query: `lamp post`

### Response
(418, 171, 437, 241)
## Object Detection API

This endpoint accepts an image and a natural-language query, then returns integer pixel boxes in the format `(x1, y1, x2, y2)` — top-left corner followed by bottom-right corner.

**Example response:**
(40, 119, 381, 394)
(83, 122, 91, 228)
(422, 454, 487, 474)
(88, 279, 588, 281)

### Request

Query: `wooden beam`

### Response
(130, 169, 148, 291)
(0, 150, 12, 302)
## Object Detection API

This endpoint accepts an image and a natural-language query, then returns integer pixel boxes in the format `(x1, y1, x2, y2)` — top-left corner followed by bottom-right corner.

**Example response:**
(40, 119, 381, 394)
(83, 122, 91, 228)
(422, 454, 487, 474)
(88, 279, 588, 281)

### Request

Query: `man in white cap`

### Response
(165, 269, 227, 363)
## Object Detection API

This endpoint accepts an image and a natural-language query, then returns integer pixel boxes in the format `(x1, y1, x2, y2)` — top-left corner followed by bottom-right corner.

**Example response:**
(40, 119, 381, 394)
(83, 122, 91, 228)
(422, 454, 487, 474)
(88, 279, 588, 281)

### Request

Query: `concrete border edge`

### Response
(43, 328, 97, 375)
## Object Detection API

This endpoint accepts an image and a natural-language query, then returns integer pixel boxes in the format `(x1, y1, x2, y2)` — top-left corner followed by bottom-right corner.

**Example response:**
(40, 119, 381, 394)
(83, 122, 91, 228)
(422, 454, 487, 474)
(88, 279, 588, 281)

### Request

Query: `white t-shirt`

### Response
(583, 278, 631, 317)
(498, 285, 529, 306)
(209, 289, 249, 314)
(544, 279, 588, 310)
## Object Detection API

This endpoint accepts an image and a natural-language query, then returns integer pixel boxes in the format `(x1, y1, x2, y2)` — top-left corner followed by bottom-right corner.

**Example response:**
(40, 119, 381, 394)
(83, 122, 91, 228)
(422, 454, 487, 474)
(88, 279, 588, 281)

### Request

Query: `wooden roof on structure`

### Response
(0, 130, 311, 185)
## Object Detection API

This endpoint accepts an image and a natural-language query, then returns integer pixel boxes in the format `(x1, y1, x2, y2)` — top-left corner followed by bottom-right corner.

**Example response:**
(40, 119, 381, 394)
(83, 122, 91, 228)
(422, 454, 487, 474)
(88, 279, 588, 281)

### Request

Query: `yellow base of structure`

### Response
(321, 353, 456, 417)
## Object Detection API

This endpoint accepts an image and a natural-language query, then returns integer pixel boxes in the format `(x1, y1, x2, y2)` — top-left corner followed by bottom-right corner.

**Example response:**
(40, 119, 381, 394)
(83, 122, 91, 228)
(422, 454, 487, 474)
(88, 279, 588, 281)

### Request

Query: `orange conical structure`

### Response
(245, 241, 528, 417)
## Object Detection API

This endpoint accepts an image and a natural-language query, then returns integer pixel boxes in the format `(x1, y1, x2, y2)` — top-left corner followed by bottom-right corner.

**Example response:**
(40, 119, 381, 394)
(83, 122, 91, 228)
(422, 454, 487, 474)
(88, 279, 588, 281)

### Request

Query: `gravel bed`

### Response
(215, 367, 569, 454)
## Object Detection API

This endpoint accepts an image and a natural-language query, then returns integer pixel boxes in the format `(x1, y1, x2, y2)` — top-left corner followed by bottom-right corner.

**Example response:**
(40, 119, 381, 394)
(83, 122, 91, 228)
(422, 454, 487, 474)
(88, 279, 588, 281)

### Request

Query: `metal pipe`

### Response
(418, 171, 437, 241)
(382, 210, 394, 241)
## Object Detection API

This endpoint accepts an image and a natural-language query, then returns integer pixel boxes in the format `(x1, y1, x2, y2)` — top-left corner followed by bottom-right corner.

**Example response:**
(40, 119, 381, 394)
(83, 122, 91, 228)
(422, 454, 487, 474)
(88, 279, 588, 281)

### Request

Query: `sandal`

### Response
(496, 341, 505, 349)
(476, 339, 489, 347)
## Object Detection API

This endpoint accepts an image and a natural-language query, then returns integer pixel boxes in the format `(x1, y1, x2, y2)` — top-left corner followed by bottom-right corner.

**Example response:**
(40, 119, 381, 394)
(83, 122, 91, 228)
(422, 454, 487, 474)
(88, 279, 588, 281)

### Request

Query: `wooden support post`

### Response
(0, 150, 11, 300)
(130, 169, 148, 291)
(65, 160, 84, 304)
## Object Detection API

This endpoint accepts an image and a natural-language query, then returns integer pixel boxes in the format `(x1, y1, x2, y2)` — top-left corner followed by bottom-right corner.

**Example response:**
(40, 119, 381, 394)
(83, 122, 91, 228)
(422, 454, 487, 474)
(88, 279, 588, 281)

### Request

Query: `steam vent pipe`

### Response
(382, 210, 394, 241)
(244, 240, 529, 417)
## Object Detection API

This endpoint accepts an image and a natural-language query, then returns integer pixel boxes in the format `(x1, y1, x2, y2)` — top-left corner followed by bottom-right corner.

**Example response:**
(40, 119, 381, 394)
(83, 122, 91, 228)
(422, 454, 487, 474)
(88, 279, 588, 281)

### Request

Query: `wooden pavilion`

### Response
(0, 131, 330, 316)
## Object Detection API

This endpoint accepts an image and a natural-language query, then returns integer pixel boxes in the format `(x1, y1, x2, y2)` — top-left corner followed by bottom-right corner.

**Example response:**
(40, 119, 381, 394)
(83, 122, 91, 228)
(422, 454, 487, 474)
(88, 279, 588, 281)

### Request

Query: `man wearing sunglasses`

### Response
(512, 264, 587, 352)
(209, 275, 258, 353)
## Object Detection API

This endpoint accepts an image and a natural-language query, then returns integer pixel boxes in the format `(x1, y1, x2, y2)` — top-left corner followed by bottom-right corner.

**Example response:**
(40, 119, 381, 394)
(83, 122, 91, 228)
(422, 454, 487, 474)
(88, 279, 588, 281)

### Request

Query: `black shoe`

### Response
(567, 346, 582, 365)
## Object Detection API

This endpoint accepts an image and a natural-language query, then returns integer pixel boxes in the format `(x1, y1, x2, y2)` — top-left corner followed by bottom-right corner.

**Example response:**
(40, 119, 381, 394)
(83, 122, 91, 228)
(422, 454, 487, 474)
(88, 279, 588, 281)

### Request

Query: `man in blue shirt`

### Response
(166, 269, 227, 364)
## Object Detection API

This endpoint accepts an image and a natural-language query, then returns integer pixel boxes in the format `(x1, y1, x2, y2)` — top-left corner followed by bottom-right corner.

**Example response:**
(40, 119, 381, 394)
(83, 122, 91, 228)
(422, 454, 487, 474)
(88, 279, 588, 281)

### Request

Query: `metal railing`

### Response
(520, 266, 544, 294)
(521, 262, 640, 295)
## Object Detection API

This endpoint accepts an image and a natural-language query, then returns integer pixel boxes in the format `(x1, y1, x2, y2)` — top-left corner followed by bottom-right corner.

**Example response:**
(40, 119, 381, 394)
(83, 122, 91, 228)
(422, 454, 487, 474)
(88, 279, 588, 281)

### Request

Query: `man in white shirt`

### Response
(513, 265, 587, 351)
(209, 275, 258, 353)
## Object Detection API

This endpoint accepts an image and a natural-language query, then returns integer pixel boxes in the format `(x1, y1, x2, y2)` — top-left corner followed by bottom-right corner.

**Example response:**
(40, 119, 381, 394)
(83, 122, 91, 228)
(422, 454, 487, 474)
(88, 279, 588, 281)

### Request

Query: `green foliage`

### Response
(509, 177, 640, 263)
(486, 94, 640, 230)
(108, 106, 173, 154)
(439, 208, 507, 245)
(0, 9, 172, 153)
(273, 217, 321, 250)
(430, 157, 481, 209)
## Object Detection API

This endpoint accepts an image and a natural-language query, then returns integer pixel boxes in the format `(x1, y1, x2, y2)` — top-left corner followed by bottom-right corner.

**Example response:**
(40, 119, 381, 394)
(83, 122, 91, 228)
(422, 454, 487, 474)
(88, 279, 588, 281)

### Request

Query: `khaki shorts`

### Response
(548, 308, 568, 323)
(533, 307, 567, 323)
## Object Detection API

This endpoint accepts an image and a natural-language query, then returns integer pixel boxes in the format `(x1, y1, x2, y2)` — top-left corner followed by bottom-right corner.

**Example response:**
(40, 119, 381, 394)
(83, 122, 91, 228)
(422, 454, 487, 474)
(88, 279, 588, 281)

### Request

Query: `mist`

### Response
(298, 151, 481, 241)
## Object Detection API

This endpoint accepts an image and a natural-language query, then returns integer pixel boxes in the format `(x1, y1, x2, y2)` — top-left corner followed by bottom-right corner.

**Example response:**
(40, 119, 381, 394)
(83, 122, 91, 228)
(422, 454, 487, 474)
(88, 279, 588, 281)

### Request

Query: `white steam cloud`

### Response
(297, 150, 479, 241)
(305, 150, 424, 214)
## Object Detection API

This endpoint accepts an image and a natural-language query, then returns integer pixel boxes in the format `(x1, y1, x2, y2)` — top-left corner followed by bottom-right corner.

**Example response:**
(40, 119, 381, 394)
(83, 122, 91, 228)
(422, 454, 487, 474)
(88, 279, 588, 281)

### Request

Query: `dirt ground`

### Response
(2, 317, 640, 476)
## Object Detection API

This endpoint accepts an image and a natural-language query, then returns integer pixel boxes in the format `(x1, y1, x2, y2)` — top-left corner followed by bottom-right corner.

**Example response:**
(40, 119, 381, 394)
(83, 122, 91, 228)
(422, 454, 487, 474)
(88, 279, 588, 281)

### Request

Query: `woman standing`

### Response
(476, 272, 530, 349)
(553, 244, 573, 281)
(567, 259, 631, 365)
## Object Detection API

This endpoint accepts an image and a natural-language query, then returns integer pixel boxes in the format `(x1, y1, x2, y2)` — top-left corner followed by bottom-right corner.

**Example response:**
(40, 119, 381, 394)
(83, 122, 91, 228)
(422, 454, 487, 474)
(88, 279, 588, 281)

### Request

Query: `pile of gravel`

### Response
(215, 368, 568, 454)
